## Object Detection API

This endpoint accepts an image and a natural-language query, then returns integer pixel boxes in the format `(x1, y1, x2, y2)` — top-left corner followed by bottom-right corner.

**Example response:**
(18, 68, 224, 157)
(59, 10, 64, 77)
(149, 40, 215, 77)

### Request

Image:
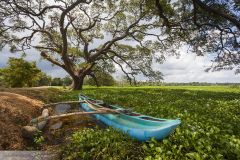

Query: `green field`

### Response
(58, 86, 240, 160)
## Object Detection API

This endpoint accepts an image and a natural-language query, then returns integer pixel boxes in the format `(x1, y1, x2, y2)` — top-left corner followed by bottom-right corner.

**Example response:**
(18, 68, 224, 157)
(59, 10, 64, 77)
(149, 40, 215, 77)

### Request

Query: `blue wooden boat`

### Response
(79, 94, 181, 141)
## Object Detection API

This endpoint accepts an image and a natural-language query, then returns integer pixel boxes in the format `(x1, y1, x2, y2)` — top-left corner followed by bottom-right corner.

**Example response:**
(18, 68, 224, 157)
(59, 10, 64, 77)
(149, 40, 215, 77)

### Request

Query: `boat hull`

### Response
(79, 95, 181, 141)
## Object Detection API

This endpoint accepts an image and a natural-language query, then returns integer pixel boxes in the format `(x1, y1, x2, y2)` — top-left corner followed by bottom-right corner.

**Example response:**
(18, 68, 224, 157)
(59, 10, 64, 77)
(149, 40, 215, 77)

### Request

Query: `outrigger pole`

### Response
(23, 100, 120, 139)
(31, 100, 120, 124)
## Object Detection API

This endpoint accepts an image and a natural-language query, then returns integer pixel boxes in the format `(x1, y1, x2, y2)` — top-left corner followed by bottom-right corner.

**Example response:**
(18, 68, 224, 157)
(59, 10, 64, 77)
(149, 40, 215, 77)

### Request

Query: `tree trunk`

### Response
(71, 76, 84, 90)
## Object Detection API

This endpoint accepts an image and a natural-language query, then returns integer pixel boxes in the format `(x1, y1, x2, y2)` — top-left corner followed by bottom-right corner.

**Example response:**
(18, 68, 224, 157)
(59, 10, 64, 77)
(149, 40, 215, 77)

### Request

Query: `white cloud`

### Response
(157, 51, 240, 83)
(114, 47, 240, 83)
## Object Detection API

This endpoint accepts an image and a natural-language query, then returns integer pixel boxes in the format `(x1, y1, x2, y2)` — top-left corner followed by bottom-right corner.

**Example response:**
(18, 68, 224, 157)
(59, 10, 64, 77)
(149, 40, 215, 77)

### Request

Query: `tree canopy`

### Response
(151, 0, 240, 73)
(0, 0, 239, 89)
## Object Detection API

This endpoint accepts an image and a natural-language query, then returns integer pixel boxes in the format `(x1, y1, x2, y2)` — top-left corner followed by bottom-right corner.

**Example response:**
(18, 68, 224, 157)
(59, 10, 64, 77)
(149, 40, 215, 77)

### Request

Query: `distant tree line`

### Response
(84, 69, 116, 86)
(128, 81, 240, 87)
(38, 74, 73, 87)
(0, 58, 116, 88)
(160, 82, 240, 86)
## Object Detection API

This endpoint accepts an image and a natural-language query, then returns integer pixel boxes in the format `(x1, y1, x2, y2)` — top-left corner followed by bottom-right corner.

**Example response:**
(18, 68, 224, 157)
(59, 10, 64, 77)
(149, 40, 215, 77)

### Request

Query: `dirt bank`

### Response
(0, 92, 43, 150)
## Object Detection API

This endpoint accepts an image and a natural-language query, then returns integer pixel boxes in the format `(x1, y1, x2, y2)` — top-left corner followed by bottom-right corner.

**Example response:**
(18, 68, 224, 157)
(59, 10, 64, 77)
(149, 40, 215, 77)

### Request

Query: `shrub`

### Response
(1, 58, 42, 87)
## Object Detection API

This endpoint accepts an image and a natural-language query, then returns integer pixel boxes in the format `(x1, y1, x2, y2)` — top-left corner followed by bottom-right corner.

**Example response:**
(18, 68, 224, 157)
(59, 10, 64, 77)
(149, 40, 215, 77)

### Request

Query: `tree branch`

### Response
(193, 0, 240, 31)
(155, 0, 171, 28)
(40, 51, 65, 69)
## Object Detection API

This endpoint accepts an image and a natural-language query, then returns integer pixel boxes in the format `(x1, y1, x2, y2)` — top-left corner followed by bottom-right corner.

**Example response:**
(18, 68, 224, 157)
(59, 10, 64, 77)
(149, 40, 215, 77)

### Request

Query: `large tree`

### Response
(0, 0, 239, 90)
(0, 0, 166, 90)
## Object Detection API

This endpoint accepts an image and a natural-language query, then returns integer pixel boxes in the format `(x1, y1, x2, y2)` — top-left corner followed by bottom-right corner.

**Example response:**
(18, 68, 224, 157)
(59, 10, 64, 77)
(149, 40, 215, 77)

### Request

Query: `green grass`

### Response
(57, 86, 240, 159)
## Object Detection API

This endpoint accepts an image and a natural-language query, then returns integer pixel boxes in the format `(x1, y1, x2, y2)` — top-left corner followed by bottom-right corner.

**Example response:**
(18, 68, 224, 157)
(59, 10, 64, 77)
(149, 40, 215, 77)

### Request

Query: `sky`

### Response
(0, 47, 239, 83)
(0, 0, 239, 83)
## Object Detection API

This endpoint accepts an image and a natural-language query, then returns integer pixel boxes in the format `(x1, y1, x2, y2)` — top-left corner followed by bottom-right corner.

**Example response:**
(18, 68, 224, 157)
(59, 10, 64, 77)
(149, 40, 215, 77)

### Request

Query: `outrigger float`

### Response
(79, 94, 181, 141)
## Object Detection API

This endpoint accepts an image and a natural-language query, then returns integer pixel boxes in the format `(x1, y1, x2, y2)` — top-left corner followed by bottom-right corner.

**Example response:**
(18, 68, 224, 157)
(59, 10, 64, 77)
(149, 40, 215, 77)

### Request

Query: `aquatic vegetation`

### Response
(60, 86, 240, 159)
(62, 128, 142, 160)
